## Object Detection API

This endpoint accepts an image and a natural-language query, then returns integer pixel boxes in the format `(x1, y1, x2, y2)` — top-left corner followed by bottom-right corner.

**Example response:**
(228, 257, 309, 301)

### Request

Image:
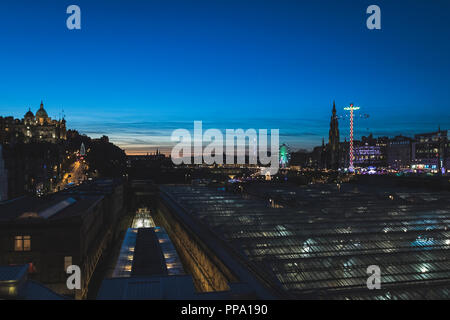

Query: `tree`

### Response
(87, 138, 126, 177)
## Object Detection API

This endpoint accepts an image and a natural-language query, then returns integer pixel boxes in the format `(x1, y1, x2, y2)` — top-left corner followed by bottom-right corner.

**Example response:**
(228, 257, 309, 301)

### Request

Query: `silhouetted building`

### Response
(1, 142, 63, 198)
(291, 149, 315, 168)
(326, 101, 340, 169)
(61, 178, 125, 240)
(387, 135, 413, 170)
(127, 149, 167, 166)
(338, 139, 349, 169)
(0, 145, 7, 201)
(314, 140, 327, 169)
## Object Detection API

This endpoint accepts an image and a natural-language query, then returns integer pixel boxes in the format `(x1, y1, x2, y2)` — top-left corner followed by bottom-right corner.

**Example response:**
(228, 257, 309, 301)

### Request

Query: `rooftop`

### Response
(112, 227, 185, 278)
(160, 183, 450, 299)
(61, 178, 123, 196)
(0, 194, 103, 222)
(0, 264, 65, 300)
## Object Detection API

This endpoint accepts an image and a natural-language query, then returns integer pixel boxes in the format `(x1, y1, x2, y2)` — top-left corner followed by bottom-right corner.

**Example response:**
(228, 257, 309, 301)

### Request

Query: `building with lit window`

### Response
(350, 134, 388, 168)
(412, 129, 448, 174)
(0, 179, 125, 299)
(387, 135, 413, 170)
(353, 144, 383, 167)
(0, 264, 66, 299)
(0, 194, 105, 299)
(0, 101, 66, 144)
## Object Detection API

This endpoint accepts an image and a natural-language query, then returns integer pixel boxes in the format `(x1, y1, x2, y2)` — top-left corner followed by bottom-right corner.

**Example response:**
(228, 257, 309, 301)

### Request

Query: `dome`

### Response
(24, 108, 34, 118)
(36, 101, 48, 118)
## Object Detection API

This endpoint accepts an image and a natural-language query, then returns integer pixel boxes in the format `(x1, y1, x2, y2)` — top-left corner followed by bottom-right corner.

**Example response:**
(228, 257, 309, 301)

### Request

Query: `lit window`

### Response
(64, 256, 72, 271)
(14, 235, 31, 251)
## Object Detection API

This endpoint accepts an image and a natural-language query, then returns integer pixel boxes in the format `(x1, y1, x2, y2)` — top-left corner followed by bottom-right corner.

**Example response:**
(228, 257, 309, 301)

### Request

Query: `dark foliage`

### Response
(87, 138, 126, 177)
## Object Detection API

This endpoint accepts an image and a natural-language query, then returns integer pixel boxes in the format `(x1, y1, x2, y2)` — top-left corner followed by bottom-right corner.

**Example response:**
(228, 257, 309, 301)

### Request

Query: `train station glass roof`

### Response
(161, 183, 450, 299)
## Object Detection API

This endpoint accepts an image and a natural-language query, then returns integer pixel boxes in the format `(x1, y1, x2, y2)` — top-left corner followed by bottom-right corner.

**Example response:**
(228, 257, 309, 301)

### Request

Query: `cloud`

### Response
(67, 114, 450, 154)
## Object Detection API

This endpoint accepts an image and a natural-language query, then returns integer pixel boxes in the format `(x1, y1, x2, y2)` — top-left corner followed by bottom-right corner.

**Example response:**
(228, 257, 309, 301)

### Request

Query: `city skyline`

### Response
(1, 0, 450, 154)
(3, 100, 448, 155)
(2, 0, 450, 303)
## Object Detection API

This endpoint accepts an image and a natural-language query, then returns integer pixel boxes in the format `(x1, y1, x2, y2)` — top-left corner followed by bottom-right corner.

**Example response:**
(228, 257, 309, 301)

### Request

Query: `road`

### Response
(54, 159, 87, 192)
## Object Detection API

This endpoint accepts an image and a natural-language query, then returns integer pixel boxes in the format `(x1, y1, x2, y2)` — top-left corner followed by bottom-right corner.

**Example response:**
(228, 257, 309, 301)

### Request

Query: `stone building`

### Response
(0, 179, 125, 299)
(412, 129, 448, 174)
(387, 135, 413, 170)
(0, 101, 66, 144)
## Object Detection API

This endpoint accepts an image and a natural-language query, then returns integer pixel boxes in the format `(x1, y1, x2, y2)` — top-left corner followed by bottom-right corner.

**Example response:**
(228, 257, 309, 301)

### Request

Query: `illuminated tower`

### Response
(328, 101, 340, 169)
(344, 103, 360, 172)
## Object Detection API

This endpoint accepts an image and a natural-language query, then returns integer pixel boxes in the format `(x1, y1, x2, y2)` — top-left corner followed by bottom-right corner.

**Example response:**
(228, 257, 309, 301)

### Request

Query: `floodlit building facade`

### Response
(0, 101, 66, 144)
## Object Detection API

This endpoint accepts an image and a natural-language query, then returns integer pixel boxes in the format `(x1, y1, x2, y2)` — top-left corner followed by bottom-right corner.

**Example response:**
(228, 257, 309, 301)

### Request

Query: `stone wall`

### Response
(155, 200, 237, 292)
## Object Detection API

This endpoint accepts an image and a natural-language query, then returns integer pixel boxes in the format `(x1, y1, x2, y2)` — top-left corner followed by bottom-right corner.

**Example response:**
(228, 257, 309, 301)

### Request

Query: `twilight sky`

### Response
(0, 0, 449, 154)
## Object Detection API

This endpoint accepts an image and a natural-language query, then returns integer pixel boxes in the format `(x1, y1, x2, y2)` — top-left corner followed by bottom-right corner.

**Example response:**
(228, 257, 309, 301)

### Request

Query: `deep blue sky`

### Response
(0, 0, 449, 154)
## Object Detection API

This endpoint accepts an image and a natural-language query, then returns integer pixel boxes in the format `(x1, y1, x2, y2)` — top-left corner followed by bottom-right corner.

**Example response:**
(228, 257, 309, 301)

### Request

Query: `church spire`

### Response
(327, 100, 340, 169)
